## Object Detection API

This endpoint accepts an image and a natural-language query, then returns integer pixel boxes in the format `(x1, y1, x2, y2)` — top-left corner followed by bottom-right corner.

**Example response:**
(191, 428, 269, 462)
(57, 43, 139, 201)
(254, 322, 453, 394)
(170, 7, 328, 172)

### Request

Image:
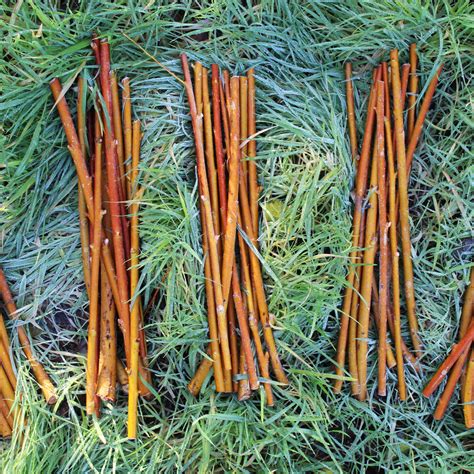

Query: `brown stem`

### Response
(237, 349, 252, 401)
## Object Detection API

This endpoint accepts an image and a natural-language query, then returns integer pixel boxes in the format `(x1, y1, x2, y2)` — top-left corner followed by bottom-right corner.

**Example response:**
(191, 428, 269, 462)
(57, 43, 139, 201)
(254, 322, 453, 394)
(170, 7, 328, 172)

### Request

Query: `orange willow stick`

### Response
(128, 120, 142, 439)
(376, 80, 388, 397)
(212, 65, 228, 224)
(247, 68, 259, 236)
(99, 41, 131, 365)
(111, 71, 127, 197)
(86, 126, 102, 416)
(392, 64, 411, 154)
(348, 264, 362, 395)
(435, 268, 474, 419)
(238, 154, 288, 385)
(231, 266, 259, 390)
(188, 348, 214, 396)
(50, 78, 94, 220)
(77, 77, 91, 299)
(407, 43, 418, 138)
(385, 117, 406, 399)
(0, 268, 57, 404)
(334, 68, 380, 393)
(220, 77, 240, 315)
(181, 54, 231, 372)
(345, 63, 358, 162)
(237, 351, 252, 401)
(202, 68, 221, 247)
(0, 410, 12, 438)
(122, 77, 133, 200)
(390, 49, 420, 353)
(370, 282, 397, 369)
(423, 321, 474, 398)
(406, 65, 443, 173)
(0, 340, 16, 389)
(238, 221, 273, 404)
(96, 262, 117, 402)
(357, 137, 378, 401)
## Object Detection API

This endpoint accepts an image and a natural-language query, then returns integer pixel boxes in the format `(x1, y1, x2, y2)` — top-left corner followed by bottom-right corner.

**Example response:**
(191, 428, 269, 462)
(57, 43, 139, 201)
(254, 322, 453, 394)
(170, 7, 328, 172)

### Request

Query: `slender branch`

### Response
(407, 43, 418, 138)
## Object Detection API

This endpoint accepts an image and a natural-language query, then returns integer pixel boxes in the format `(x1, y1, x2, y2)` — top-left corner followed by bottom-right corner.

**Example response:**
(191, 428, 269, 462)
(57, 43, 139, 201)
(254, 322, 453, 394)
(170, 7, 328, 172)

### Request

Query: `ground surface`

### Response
(0, 1, 473, 472)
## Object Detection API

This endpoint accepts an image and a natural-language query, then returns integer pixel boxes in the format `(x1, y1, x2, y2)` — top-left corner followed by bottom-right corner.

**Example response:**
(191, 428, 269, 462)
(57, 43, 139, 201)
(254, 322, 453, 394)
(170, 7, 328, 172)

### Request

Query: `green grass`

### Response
(0, 0, 473, 472)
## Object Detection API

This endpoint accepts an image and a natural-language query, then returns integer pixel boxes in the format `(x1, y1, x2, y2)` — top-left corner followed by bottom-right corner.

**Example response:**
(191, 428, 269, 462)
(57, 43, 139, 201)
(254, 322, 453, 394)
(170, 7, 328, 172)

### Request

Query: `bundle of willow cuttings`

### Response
(0, 268, 57, 437)
(50, 37, 150, 439)
(181, 55, 288, 404)
(334, 45, 442, 400)
(423, 268, 473, 428)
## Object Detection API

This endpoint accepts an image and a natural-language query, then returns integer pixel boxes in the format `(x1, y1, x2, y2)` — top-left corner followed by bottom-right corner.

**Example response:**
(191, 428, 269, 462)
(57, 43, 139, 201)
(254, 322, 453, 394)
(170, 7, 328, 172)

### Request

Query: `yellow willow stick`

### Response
(0, 394, 14, 432)
(220, 77, 240, 314)
(376, 80, 388, 397)
(111, 72, 127, 197)
(247, 68, 259, 236)
(345, 63, 358, 162)
(86, 131, 102, 417)
(77, 77, 91, 300)
(463, 348, 474, 428)
(334, 68, 380, 393)
(407, 43, 418, 138)
(128, 120, 142, 439)
(96, 262, 117, 402)
(357, 139, 378, 402)
(348, 264, 362, 396)
(0, 340, 16, 389)
(181, 55, 231, 372)
(122, 77, 133, 200)
(390, 49, 420, 353)
(0, 365, 19, 425)
(0, 268, 57, 404)
(385, 117, 406, 400)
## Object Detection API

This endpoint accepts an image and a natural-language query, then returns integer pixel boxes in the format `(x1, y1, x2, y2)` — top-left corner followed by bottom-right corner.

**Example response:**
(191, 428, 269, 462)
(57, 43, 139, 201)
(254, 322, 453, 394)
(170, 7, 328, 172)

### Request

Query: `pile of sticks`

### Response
(50, 37, 150, 439)
(0, 268, 56, 437)
(423, 268, 473, 427)
(335, 44, 442, 400)
(181, 55, 288, 404)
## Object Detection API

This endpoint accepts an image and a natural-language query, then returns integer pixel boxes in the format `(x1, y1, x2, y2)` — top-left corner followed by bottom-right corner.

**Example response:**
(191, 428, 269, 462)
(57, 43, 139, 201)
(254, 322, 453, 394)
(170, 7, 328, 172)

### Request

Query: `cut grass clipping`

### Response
(1, 1, 472, 471)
